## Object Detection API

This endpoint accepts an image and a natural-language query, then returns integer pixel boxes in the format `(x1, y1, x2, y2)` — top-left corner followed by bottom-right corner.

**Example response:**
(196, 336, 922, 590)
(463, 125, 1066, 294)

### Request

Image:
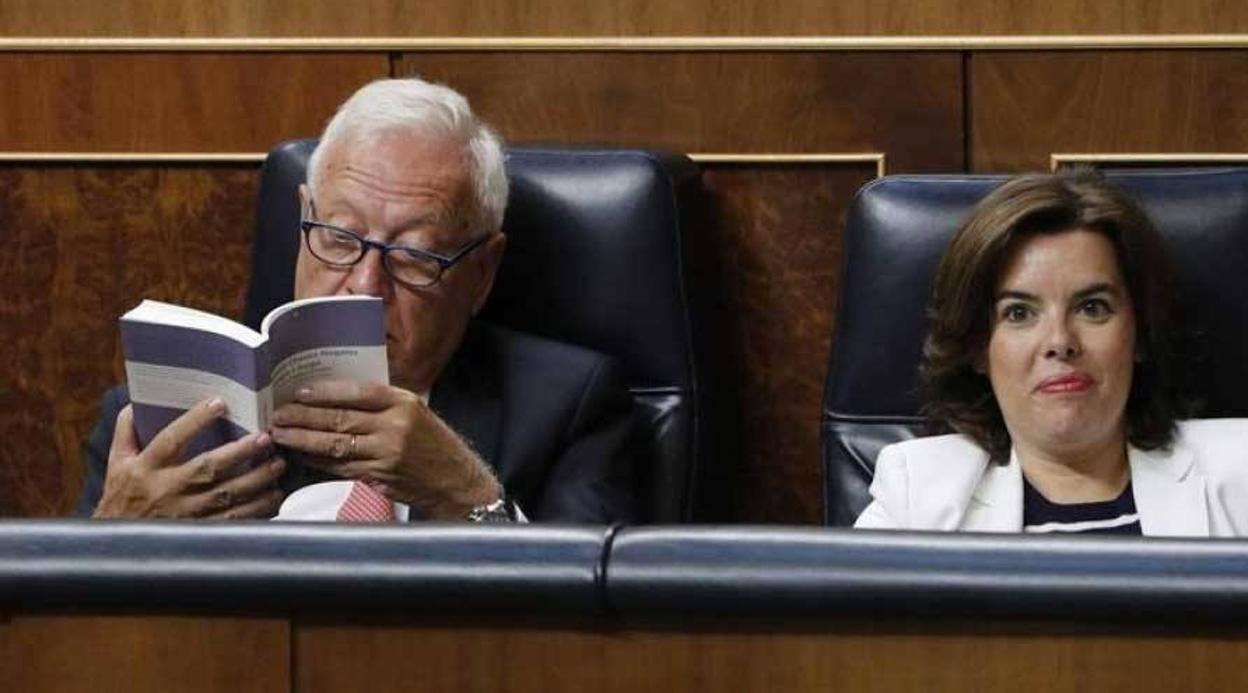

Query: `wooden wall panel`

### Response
(970, 50, 1248, 172)
(2, 615, 289, 693)
(0, 54, 387, 152)
(294, 622, 1248, 692)
(399, 52, 963, 173)
(0, 165, 259, 516)
(2, 0, 1247, 37)
(690, 163, 875, 523)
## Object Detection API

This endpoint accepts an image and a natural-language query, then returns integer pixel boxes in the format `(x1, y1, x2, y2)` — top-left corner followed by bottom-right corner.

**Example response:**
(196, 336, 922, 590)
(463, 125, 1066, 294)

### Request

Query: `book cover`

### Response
(120, 295, 387, 457)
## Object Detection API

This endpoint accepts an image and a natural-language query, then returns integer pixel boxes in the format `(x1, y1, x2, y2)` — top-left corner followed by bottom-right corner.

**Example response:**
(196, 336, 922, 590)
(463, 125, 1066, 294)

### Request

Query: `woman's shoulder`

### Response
(876, 433, 992, 481)
(881, 432, 989, 461)
(1174, 419, 1248, 463)
(1166, 420, 1248, 507)
(862, 433, 995, 530)
(1175, 418, 1248, 448)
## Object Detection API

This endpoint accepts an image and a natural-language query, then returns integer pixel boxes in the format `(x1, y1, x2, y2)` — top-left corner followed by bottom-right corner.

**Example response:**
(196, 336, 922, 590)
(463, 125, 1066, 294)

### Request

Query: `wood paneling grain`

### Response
(0, 165, 258, 516)
(970, 50, 1248, 172)
(399, 52, 963, 173)
(2, 0, 1246, 37)
(0, 53, 387, 151)
(689, 163, 876, 523)
(294, 622, 1248, 692)
(1, 615, 289, 693)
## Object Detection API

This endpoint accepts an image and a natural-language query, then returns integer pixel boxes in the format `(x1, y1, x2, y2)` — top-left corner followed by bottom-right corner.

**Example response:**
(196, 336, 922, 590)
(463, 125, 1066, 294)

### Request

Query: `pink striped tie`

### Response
(337, 481, 395, 522)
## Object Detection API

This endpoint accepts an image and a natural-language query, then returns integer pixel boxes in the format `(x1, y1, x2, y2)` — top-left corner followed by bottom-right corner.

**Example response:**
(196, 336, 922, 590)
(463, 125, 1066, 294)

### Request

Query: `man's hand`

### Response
(269, 380, 502, 519)
(93, 399, 286, 519)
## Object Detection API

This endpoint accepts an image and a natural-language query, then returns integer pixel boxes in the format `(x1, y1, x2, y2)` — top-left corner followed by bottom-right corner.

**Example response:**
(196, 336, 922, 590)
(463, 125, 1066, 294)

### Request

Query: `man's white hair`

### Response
(307, 77, 508, 238)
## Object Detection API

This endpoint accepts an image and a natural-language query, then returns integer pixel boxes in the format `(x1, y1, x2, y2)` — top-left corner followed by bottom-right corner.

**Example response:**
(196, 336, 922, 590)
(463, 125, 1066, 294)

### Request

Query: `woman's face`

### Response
(983, 229, 1137, 459)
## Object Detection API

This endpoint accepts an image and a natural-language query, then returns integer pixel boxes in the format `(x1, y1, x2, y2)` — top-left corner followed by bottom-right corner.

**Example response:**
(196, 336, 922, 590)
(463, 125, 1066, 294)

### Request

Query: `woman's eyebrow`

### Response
(1072, 282, 1120, 301)
(994, 289, 1038, 303)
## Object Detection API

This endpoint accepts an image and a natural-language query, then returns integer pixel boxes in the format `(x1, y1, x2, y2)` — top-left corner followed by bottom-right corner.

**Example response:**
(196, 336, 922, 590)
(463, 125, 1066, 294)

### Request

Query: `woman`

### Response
(854, 170, 1248, 536)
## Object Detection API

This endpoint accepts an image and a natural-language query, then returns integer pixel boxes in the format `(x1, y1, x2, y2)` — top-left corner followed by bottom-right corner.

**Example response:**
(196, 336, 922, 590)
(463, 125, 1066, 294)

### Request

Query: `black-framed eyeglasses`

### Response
(300, 200, 490, 289)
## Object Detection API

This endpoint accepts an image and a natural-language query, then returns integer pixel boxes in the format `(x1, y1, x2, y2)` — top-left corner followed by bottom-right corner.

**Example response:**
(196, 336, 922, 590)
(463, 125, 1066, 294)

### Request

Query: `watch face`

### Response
(468, 499, 515, 523)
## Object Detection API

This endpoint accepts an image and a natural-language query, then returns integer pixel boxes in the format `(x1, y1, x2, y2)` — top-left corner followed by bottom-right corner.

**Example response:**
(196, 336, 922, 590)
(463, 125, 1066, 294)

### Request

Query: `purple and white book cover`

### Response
(120, 296, 387, 459)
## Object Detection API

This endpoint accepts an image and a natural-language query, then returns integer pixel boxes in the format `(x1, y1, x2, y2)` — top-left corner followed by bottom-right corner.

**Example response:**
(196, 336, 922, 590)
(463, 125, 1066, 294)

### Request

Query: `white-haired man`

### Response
(80, 78, 638, 523)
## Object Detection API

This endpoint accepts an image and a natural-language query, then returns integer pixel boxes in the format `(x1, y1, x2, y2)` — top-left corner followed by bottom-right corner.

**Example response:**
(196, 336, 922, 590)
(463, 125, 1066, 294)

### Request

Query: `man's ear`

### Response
(471, 233, 507, 315)
(297, 183, 310, 213)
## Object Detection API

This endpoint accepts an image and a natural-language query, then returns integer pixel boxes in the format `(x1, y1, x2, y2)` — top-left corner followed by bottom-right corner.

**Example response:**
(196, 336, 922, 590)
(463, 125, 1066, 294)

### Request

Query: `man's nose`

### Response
(347, 247, 390, 298)
(1043, 316, 1082, 360)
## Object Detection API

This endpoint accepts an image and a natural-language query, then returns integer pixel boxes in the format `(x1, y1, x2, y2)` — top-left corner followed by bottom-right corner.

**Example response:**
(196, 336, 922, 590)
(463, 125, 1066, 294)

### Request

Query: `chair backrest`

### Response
(822, 169, 1248, 526)
(244, 140, 705, 522)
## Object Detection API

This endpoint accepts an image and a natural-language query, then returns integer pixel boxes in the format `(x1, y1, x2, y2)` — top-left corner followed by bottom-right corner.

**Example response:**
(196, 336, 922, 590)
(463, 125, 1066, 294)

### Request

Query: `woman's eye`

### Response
(1079, 298, 1114, 319)
(1001, 304, 1032, 323)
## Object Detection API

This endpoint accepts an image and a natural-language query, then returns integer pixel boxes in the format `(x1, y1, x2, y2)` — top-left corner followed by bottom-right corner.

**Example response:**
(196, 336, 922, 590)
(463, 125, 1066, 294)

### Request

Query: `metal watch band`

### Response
(466, 497, 517, 523)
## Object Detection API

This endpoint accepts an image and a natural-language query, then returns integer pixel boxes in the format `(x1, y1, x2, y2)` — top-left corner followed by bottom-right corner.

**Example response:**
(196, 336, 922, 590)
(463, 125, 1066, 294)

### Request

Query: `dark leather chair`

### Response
(822, 169, 1248, 526)
(244, 140, 705, 522)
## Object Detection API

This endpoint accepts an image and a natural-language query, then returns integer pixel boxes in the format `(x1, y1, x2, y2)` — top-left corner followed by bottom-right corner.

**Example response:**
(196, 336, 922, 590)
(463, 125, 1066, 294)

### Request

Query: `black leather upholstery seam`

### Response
(662, 158, 702, 524)
(596, 523, 623, 622)
(822, 411, 926, 424)
(628, 385, 686, 395)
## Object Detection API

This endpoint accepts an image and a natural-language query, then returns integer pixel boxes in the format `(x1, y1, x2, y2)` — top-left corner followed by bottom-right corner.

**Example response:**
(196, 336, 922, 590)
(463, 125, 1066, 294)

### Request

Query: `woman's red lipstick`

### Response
(1035, 372, 1094, 393)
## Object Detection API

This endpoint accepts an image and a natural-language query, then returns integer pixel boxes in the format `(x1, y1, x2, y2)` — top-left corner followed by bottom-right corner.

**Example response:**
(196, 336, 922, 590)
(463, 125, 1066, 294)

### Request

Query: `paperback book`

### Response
(120, 295, 388, 455)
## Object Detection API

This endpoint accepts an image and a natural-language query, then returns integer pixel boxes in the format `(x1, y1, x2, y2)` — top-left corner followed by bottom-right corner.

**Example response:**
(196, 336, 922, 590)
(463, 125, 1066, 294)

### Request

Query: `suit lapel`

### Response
(962, 449, 1024, 532)
(429, 326, 501, 468)
(1130, 443, 1207, 537)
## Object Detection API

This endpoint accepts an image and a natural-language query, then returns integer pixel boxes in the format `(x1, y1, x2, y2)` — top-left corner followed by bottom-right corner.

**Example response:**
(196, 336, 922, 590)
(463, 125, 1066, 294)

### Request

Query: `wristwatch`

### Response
(466, 496, 518, 523)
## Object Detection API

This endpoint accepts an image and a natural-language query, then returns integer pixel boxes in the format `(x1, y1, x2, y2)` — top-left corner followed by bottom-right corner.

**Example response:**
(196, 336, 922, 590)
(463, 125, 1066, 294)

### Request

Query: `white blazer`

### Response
(854, 419, 1248, 537)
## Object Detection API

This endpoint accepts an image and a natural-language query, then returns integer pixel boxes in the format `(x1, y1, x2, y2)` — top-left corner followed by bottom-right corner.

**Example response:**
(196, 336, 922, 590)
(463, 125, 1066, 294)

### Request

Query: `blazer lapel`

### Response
(1130, 443, 1207, 537)
(962, 450, 1024, 532)
(429, 327, 501, 468)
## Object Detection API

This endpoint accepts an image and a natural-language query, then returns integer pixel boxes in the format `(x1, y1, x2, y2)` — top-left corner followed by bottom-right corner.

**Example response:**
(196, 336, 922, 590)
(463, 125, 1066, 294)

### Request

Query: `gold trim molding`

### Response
(0, 151, 886, 176)
(691, 153, 886, 177)
(1052, 153, 1248, 170)
(0, 35, 1246, 52)
(0, 152, 266, 163)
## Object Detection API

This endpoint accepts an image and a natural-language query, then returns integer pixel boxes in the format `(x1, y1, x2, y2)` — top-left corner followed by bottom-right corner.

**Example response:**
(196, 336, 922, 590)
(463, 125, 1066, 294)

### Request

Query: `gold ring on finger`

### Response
(349, 434, 358, 457)
(196, 458, 218, 485)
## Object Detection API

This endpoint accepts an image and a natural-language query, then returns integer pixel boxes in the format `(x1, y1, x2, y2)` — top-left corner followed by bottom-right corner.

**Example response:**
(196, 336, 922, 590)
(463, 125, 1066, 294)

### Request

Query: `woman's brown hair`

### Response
(920, 169, 1189, 463)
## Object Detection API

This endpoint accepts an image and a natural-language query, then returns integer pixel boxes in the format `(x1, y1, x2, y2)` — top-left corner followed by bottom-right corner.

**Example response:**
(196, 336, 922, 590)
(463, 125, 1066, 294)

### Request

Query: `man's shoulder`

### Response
(460, 321, 618, 381)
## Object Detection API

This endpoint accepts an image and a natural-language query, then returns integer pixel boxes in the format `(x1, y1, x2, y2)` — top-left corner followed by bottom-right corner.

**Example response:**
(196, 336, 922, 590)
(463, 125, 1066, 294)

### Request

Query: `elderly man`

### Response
(79, 78, 638, 523)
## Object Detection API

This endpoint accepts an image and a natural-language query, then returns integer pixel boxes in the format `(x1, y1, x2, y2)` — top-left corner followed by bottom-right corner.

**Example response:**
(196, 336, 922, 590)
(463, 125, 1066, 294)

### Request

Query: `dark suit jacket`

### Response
(78, 322, 639, 523)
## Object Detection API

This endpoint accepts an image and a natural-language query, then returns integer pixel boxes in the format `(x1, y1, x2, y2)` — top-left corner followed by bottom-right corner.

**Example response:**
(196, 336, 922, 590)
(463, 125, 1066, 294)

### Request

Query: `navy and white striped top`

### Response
(1023, 477, 1142, 535)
